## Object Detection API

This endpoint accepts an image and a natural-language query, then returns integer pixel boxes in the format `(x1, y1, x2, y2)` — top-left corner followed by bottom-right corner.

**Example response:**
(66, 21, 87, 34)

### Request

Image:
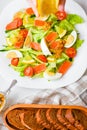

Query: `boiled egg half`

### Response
(64, 30, 77, 48)
(43, 70, 62, 80)
(6, 50, 22, 58)
(41, 38, 51, 56)
(24, 31, 32, 47)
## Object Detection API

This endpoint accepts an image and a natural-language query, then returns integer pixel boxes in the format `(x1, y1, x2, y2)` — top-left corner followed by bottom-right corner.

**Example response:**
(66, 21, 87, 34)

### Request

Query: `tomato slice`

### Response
(65, 47, 77, 58)
(6, 18, 23, 31)
(55, 11, 67, 20)
(30, 42, 41, 51)
(20, 29, 28, 38)
(35, 20, 46, 26)
(37, 55, 47, 62)
(24, 66, 34, 77)
(26, 8, 34, 15)
(33, 64, 46, 74)
(45, 32, 57, 42)
(58, 61, 72, 74)
(11, 58, 19, 66)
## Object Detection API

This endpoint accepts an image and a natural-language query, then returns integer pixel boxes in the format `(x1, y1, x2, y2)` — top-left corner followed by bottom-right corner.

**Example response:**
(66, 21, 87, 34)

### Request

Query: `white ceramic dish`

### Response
(0, 0, 87, 89)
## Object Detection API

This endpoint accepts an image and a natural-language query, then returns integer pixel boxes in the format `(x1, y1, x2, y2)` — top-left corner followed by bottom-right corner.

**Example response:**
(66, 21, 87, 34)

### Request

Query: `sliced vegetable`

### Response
(55, 25, 66, 38)
(34, 20, 46, 26)
(6, 18, 23, 31)
(26, 8, 34, 15)
(24, 66, 34, 77)
(11, 58, 19, 66)
(37, 55, 47, 62)
(45, 32, 57, 42)
(59, 19, 74, 31)
(30, 42, 41, 51)
(58, 61, 72, 74)
(33, 64, 46, 74)
(14, 41, 24, 49)
(65, 47, 77, 58)
(56, 11, 67, 20)
(20, 29, 28, 38)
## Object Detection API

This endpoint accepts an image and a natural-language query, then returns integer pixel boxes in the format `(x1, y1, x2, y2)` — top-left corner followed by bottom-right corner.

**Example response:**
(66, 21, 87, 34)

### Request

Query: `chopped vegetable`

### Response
(24, 66, 34, 77)
(14, 41, 24, 49)
(6, 18, 23, 31)
(55, 11, 67, 20)
(11, 58, 19, 66)
(58, 61, 72, 74)
(19, 29, 28, 38)
(67, 14, 84, 25)
(30, 42, 41, 51)
(33, 64, 46, 74)
(35, 20, 46, 26)
(65, 47, 77, 58)
(26, 8, 34, 15)
(45, 32, 57, 42)
(37, 55, 47, 62)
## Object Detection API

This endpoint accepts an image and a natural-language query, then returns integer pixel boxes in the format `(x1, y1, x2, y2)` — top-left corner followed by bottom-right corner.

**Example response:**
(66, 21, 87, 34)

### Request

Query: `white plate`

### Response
(0, 0, 87, 89)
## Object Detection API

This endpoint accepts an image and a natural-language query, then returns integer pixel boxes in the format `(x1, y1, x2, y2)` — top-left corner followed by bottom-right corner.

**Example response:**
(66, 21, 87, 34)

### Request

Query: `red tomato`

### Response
(24, 66, 34, 77)
(65, 47, 77, 58)
(11, 58, 19, 66)
(6, 18, 23, 30)
(26, 8, 34, 15)
(20, 29, 28, 38)
(30, 42, 41, 51)
(55, 11, 67, 20)
(37, 55, 47, 62)
(33, 64, 46, 74)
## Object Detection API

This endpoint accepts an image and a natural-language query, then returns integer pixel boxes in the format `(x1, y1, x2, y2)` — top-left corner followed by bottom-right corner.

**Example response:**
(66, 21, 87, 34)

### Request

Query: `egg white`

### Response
(65, 30, 77, 48)
(43, 71, 62, 80)
(6, 50, 22, 58)
(41, 38, 51, 56)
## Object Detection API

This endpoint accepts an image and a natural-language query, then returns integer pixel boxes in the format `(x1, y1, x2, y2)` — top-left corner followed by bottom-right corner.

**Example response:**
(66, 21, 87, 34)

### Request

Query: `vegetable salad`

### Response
(1, 8, 84, 80)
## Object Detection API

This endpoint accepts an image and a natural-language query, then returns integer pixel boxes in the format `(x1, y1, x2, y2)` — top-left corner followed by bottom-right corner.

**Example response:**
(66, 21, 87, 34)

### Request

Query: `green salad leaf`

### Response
(67, 14, 84, 25)
(73, 39, 84, 49)
(59, 19, 74, 31)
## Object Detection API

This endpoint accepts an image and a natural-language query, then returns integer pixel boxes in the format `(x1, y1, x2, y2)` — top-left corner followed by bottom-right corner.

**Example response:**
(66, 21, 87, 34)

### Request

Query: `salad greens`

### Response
(0, 8, 84, 80)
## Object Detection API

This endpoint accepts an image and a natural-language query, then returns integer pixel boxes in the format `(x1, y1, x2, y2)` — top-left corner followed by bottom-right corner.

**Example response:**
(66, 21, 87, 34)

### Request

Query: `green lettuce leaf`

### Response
(47, 14, 58, 22)
(73, 39, 84, 49)
(67, 14, 84, 25)
(59, 19, 74, 31)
